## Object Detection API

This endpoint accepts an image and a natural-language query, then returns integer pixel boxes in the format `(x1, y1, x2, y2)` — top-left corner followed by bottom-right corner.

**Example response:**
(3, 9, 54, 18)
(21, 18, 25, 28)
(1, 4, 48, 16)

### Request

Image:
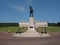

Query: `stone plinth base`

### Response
(13, 33, 50, 37)
(13, 28, 50, 37)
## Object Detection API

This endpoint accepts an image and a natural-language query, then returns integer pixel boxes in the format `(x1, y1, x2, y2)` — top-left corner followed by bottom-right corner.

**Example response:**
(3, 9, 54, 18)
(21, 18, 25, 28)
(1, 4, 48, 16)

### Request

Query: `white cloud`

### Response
(18, 7, 25, 12)
(12, 6, 25, 13)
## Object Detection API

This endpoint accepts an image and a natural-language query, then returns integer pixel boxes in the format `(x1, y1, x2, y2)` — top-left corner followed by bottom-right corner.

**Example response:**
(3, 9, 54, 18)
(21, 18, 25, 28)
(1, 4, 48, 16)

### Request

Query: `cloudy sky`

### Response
(0, 0, 60, 23)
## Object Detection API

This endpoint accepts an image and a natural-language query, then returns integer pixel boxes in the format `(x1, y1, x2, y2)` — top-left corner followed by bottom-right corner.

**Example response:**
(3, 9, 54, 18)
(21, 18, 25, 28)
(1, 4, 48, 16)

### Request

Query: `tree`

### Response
(57, 22, 60, 26)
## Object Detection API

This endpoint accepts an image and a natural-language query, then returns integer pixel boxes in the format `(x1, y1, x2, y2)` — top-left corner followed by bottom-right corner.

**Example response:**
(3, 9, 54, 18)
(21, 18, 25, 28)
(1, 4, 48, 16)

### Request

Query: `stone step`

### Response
(13, 33, 50, 37)
(13, 28, 50, 37)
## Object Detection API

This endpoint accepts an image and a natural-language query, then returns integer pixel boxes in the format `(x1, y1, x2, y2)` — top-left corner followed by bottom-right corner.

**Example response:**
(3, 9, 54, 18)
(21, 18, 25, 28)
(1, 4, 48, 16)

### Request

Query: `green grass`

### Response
(46, 26, 60, 32)
(37, 26, 60, 33)
(0, 26, 27, 33)
(18, 27, 27, 33)
(0, 26, 60, 33)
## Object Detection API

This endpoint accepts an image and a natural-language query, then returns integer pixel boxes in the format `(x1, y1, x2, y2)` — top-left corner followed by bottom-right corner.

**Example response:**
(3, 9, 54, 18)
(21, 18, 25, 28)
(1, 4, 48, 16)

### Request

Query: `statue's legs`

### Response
(30, 13, 33, 17)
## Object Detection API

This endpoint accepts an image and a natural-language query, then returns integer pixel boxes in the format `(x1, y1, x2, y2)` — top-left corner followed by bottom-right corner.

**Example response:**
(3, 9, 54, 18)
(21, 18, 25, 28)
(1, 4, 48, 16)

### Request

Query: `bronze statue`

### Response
(29, 6, 34, 17)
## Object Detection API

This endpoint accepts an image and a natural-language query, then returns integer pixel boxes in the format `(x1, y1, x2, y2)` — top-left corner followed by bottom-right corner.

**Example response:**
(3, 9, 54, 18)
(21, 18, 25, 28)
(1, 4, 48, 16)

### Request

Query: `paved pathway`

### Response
(0, 32, 60, 45)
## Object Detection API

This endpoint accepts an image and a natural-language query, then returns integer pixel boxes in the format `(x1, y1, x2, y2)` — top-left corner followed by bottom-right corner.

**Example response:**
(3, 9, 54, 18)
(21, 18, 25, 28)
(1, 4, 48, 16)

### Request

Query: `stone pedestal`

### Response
(29, 17, 35, 25)
(28, 17, 35, 30)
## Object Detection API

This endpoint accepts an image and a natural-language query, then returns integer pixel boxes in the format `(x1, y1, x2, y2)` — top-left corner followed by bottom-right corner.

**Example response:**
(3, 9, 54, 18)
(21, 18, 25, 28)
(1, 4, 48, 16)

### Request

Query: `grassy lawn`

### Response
(0, 26, 60, 33)
(0, 26, 27, 33)
(46, 26, 60, 32)
(37, 26, 60, 33)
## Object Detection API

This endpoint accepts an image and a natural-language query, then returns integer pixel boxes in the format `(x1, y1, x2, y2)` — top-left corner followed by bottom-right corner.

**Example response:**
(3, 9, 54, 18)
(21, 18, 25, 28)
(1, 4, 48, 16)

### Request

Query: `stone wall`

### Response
(35, 22, 48, 27)
(19, 22, 29, 27)
(19, 22, 48, 28)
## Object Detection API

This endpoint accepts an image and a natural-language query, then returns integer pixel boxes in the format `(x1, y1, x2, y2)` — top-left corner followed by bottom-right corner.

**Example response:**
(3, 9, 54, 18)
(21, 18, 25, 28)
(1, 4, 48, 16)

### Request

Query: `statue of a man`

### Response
(29, 6, 34, 17)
